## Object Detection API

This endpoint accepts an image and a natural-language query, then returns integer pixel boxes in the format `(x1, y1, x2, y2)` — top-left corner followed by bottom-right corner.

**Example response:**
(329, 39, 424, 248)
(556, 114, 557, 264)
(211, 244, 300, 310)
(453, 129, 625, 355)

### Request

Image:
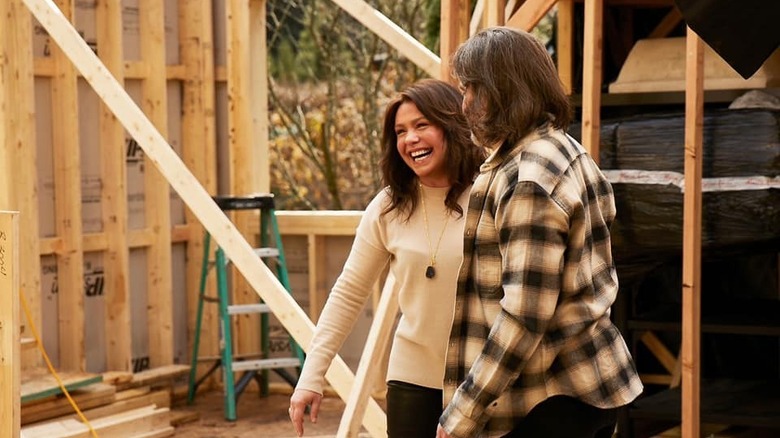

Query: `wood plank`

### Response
(1, 0, 43, 371)
(227, 0, 262, 364)
(51, 0, 86, 372)
(581, 0, 604, 162)
(251, 0, 270, 193)
(139, 0, 174, 368)
(681, 27, 703, 438)
(179, 0, 220, 388)
(639, 331, 677, 374)
(506, 0, 556, 31)
(275, 211, 362, 236)
(486, 0, 506, 27)
(117, 364, 190, 391)
(167, 409, 200, 426)
(20, 369, 102, 403)
(556, 0, 574, 94)
(469, 0, 485, 36)
(329, 0, 440, 78)
(0, 211, 21, 437)
(132, 426, 175, 438)
(96, 0, 132, 372)
(337, 277, 399, 437)
(18, 2, 387, 435)
(440, 0, 470, 81)
(21, 383, 116, 425)
(21, 405, 170, 438)
(648, 6, 682, 39)
(33, 389, 170, 425)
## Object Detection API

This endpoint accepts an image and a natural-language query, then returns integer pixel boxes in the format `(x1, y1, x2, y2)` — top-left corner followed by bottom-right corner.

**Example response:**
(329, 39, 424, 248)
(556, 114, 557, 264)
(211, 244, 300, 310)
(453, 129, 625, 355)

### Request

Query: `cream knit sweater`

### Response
(296, 184, 469, 393)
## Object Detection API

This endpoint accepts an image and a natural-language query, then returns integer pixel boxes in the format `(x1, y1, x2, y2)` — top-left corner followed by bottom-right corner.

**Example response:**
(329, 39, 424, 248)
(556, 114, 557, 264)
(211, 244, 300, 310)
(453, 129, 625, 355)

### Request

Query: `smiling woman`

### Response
(288, 79, 486, 438)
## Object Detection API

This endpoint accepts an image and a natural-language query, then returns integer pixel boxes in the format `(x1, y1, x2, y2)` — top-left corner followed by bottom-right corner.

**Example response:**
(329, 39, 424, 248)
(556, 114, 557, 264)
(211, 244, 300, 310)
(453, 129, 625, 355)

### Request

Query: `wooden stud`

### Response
(681, 26, 703, 438)
(639, 331, 677, 374)
(648, 6, 682, 39)
(556, 0, 574, 94)
(96, 0, 132, 372)
(440, 0, 471, 82)
(1, 0, 43, 370)
(251, 0, 270, 193)
(0, 211, 21, 438)
(179, 0, 219, 388)
(307, 235, 327, 323)
(20, 1, 386, 434)
(51, 0, 86, 372)
(139, 0, 175, 367)
(486, 0, 506, 27)
(581, 0, 604, 162)
(337, 278, 399, 438)
(506, 0, 556, 31)
(469, 0, 485, 36)
(329, 0, 440, 79)
(227, 0, 262, 361)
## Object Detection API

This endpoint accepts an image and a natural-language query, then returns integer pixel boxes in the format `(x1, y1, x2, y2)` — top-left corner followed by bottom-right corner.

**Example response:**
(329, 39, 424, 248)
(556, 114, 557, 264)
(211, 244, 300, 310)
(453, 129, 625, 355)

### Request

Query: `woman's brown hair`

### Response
(452, 27, 572, 147)
(379, 79, 485, 220)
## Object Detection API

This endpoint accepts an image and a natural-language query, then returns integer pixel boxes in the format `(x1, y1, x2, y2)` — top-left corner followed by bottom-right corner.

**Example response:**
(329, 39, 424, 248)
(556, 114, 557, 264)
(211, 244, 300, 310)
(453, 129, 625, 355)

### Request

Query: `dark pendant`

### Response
(425, 265, 436, 279)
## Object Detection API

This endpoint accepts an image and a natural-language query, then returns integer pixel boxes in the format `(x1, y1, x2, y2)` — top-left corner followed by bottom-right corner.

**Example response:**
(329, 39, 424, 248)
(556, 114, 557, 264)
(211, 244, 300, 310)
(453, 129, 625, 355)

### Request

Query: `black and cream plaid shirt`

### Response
(440, 125, 643, 438)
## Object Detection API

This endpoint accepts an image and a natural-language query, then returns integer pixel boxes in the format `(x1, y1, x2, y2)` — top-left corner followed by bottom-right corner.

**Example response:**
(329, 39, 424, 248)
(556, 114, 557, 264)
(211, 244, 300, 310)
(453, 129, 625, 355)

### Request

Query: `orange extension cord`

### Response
(20, 287, 99, 437)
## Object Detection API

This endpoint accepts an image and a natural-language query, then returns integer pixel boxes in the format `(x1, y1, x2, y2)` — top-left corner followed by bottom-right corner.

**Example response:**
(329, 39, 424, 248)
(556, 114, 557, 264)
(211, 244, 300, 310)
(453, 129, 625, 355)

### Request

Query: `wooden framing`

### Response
(681, 27, 704, 438)
(2, 0, 715, 436)
(0, 211, 21, 438)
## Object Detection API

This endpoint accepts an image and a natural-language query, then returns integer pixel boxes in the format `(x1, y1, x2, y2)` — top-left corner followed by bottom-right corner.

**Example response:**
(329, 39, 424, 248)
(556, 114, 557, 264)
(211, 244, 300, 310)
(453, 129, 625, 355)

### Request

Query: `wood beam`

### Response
(0, 211, 21, 438)
(0, 0, 42, 370)
(227, 0, 262, 367)
(440, 0, 471, 82)
(557, 0, 574, 94)
(21, 1, 386, 435)
(648, 6, 682, 39)
(52, 0, 86, 372)
(179, 0, 219, 388)
(487, 0, 506, 27)
(581, 0, 604, 162)
(681, 26, 703, 438)
(337, 278, 399, 438)
(96, 0, 132, 372)
(506, 0, 556, 31)
(329, 0, 440, 78)
(139, 0, 174, 367)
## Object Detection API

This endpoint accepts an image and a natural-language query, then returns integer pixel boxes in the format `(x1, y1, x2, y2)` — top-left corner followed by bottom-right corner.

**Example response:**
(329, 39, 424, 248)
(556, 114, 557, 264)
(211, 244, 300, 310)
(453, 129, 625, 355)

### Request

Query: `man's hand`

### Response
(436, 423, 453, 438)
(289, 388, 323, 437)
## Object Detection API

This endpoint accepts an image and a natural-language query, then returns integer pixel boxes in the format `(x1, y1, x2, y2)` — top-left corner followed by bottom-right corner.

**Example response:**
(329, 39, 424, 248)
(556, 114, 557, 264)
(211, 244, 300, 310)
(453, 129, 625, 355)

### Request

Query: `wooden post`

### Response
(0, 211, 21, 438)
(227, 0, 262, 363)
(252, 0, 270, 193)
(139, 0, 175, 368)
(506, 0, 557, 31)
(21, 1, 386, 435)
(337, 278, 399, 438)
(0, 0, 42, 370)
(440, 0, 470, 82)
(581, 0, 604, 162)
(681, 26, 703, 438)
(96, 0, 132, 372)
(51, 0, 86, 372)
(556, 0, 574, 94)
(329, 0, 440, 79)
(486, 0, 506, 27)
(180, 0, 219, 387)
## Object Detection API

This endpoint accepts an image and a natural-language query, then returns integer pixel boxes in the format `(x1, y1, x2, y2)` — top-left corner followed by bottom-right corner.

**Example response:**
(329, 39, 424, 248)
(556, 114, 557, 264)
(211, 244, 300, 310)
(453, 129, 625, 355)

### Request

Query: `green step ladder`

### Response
(187, 194, 305, 421)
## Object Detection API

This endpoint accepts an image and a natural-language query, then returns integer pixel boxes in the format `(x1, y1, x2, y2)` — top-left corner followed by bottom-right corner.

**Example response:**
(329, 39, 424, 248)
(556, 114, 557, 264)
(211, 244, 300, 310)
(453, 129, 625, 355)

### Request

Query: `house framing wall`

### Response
(1, 0, 709, 437)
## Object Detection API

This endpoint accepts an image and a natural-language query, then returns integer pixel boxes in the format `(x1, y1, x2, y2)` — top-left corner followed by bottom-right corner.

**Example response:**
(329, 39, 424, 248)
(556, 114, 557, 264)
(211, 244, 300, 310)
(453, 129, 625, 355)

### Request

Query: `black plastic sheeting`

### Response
(569, 109, 780, 278)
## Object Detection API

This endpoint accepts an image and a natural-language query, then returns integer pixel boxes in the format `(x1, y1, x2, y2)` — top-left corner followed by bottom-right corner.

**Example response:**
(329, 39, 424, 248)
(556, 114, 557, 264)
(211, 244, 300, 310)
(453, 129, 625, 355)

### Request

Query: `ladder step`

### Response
(227, 303, 271, 315)
(231, 358, 301, 372)
(254, 247, 279, 258)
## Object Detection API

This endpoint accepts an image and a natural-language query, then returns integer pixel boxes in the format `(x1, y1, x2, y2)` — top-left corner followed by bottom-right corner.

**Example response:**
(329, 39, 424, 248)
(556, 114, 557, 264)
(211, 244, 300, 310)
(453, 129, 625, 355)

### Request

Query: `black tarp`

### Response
(674, 0, 780, 78)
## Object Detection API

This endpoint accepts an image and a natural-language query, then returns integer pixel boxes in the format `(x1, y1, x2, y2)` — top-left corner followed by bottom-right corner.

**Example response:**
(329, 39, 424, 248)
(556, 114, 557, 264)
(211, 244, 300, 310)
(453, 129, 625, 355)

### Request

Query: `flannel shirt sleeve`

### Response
(441, 181, 569, 438)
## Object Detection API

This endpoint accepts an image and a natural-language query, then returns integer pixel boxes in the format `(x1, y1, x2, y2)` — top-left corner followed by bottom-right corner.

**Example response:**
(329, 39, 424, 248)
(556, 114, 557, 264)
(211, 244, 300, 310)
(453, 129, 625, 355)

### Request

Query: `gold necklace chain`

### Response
(420, 186, 450, 279)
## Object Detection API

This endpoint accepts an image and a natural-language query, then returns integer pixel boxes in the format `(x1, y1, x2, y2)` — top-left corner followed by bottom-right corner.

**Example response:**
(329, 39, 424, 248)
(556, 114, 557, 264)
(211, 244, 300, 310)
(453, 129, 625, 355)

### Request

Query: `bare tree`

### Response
(267, 0, 432, 210)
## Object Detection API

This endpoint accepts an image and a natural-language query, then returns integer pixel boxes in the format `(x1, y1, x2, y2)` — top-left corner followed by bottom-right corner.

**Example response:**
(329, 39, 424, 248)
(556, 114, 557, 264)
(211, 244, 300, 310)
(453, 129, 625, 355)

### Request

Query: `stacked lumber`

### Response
(20, 365, 195, 438)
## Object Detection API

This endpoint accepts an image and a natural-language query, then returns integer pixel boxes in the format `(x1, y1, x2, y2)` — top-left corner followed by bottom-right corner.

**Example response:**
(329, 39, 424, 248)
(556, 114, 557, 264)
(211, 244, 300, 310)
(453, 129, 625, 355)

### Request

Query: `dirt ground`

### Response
(172, 390, 365, 438)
